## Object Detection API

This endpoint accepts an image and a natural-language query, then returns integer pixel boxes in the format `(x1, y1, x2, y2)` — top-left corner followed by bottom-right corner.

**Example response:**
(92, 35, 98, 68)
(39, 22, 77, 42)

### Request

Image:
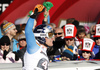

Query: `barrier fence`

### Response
(0, 61, 100, 70)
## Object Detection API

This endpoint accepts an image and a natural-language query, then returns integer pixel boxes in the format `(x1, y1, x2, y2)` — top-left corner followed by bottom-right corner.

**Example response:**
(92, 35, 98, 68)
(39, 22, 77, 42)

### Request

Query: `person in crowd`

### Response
(62, 24, 78, 60)
(47, 27, 65, 62)
(13, 24, 26, 41)
(93, 24, 100, 60)
(72, 20, 79, 28)
(66, 18, 79, 28)
(23, 4, 54, 70)
(89, 24, 96, 40)
(0, 36, 22, 63)
(50, 23, 56, 30)
(48, 23, 56, 31)
(17, 33, 27, 66)
(42, 8, 50, 25)
(75, 26, 86, 48)
(54, 27, 64, 39)
(78, 38, 95, 60)
(20, 24, 26, 34)
(66, 18, 75, 24)
(42, 8, 56, 31)
(77, 26, 86, 40)
(18, 33, 27, 50)
(1, 21, 19, 52)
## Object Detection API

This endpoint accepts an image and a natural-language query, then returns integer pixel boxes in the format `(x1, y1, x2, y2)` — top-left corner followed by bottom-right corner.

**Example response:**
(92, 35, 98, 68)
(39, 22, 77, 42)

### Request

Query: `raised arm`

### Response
(25, 5, 45, 54)
(43, 9, 50, 24)
(25, 18, 39, 54)
(42, 1, 53, 24)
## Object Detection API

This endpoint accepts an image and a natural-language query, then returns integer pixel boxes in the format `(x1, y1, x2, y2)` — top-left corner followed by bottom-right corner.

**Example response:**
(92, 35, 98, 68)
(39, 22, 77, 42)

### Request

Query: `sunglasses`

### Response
(1, 43, 10, 46)
(95, 37, 100, 40)
(82, 51, 91, 54)
(92, 30, 95, 32)
(19, 39, 26, 41)
(65, 38, 74, 41)
(54, 32, 62, 35)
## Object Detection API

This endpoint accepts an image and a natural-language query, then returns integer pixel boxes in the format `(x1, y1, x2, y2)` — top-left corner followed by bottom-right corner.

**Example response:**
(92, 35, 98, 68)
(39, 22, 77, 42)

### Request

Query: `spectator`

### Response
(47, 27, 65, 62)
(42, 8, 56, 31)
(89, 24, 96, 40)
(13, 24, 26, 41)
(78, 38, 95, 60)
(0, 36, 22, 63)
(42, 8, 50, 25)
(18, 33, 26, 50)
(93, 24, 100, 59)
(62, 24, 78, 60)
(54, 27, 64, 39)
(66, 18, 75, 24)
(48, 23, 56, 30)
(1, 21, 19, 52)
(72, 20, 79, 28)
(75, 26, 86, 47)
(66, 18, 79, 28)
(77, 26, 86, 39)
(50, 23, 56, 29)
(17, 33, 27, 66)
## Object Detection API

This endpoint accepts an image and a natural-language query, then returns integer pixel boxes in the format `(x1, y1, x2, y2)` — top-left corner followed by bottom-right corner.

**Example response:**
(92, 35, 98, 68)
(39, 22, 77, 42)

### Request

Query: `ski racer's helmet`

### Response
(33, 24, 54, 44)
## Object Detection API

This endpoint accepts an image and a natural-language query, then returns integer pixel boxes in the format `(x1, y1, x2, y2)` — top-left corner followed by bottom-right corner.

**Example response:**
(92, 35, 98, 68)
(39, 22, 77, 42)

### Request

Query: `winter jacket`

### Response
(0, 49, 22, 63)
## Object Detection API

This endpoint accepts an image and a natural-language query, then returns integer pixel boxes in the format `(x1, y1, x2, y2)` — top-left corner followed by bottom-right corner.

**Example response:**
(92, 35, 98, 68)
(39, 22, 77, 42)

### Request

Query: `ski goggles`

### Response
(34, 31, 54, 39)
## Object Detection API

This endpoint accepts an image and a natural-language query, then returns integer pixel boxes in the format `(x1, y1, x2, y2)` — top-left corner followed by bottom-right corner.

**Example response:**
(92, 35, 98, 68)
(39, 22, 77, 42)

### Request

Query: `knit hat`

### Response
(18, 34, 26, 41)
(2, 21, 15, 34)
(82, 38, 95, 52)
(0, 36, 10, 45)
(93, 24, 100, 37)
(63, 24, 77, 38)
(62, 46, 74, 60)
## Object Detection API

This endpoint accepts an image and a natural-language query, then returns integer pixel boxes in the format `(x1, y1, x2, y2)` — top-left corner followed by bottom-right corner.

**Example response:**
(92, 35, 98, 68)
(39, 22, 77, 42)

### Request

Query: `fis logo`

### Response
(97, 28, 100, 33)
(85, 42, 90, 48)
(67, 28, 72, 34)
